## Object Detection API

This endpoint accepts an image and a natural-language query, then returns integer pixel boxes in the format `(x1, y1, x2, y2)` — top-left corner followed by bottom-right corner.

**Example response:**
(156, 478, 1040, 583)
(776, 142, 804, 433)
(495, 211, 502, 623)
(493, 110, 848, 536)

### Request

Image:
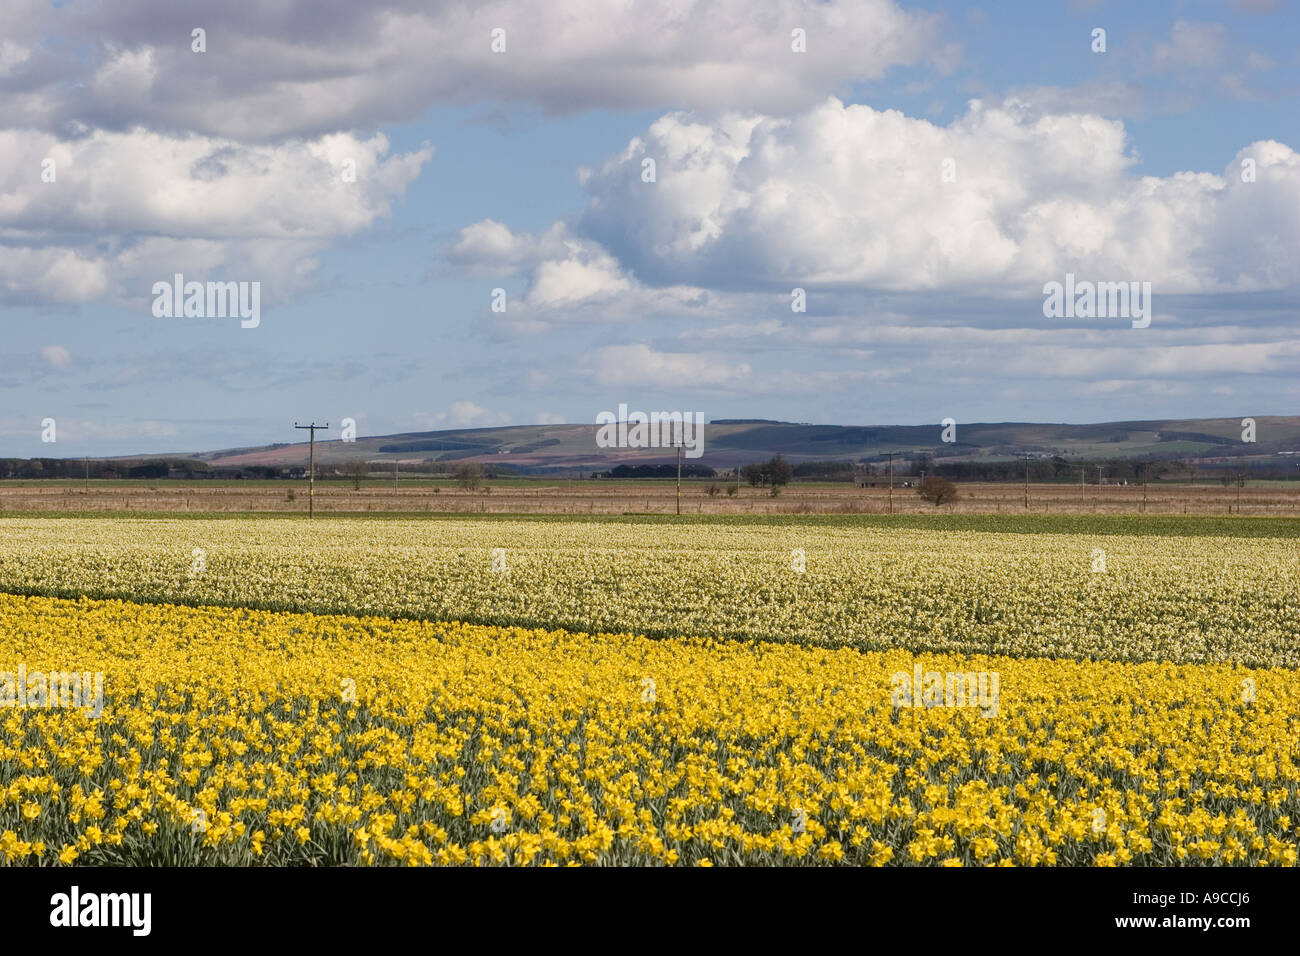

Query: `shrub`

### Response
(917, 476, 959, 506)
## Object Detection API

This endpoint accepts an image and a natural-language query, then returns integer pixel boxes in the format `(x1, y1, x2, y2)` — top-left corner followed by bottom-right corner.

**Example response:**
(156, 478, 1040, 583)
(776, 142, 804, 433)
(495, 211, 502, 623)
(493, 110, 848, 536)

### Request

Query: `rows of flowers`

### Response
(1, 517, 1298, 666)
(1, 593, 1297, 866)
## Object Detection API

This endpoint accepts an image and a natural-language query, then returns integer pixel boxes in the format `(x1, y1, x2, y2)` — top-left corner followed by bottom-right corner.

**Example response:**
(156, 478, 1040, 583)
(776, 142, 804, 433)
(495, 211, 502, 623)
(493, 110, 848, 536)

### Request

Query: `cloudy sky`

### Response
(2, 0, 1298, 457)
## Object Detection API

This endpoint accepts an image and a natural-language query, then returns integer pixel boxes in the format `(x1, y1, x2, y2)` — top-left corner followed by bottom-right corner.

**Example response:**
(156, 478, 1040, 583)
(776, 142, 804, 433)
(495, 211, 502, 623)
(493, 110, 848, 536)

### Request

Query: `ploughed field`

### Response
(2, 477, 1298, 516)
(1, 514, 1297, 866)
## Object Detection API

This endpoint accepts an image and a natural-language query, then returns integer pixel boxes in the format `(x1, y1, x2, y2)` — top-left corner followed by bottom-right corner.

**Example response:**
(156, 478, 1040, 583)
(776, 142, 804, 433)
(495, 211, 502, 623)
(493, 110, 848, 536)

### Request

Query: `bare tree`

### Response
(917, 476, 959, 506)
(453, 461, 485, 490)
(344, 458, 368, 490)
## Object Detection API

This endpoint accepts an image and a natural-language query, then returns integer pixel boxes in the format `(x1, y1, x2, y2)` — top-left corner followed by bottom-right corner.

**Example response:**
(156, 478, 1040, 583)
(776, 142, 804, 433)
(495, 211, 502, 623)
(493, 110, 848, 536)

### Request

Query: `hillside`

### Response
(134, 416, 1300, 474)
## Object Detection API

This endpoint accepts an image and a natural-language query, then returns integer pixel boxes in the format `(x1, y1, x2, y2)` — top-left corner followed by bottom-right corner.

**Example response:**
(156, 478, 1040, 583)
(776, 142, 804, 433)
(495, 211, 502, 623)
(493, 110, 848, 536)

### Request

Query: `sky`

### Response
(1, 0, 1298, 457)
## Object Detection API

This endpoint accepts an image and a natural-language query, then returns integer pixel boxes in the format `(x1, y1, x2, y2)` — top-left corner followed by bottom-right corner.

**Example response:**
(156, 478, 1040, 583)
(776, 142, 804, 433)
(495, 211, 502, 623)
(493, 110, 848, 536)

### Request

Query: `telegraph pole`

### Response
(1142, 464, 1148, 513)
(1022, 455, 1031, 509)
(887, 453, 895, 513)
(676, 443, 682, 516)
(294, 421, 328, 518)
(394, 458, 399, 492)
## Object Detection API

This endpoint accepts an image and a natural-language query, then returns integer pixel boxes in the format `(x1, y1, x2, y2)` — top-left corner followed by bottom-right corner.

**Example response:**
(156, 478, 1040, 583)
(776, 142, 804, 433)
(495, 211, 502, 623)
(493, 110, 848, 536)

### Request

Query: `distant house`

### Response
(289, 468, 306, 479)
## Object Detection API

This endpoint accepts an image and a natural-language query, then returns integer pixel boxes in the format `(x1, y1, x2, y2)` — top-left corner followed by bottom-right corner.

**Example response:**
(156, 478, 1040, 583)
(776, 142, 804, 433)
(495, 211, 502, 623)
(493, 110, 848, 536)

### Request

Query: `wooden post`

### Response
(676, 444, 682, 516)
(294, 421, 328, 518)
(887, 453, 894, 514)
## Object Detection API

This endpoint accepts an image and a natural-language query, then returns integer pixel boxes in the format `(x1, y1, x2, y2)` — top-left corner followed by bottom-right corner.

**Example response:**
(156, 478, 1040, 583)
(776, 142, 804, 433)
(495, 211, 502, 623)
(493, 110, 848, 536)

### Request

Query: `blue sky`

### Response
(1, 0, 1297, 456)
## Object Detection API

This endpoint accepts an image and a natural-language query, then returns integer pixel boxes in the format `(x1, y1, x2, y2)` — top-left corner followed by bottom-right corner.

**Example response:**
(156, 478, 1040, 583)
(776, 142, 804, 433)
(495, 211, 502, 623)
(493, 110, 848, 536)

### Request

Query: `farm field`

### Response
(2, 513, 1298, 866)
(1, 515, 1298, 666)
(2, 592, 1298, 867)
(2, 478, 1299, 516)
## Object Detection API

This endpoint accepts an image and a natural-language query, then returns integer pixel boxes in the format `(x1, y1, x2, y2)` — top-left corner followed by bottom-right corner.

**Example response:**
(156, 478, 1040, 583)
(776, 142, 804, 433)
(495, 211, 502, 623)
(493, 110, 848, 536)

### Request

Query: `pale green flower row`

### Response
(1, 517, 1297, 667)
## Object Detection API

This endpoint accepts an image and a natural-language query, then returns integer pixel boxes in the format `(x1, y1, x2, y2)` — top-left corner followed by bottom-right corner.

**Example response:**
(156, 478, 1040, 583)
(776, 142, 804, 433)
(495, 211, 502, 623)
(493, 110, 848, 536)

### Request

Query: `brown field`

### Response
(3, 478, 1299, 516)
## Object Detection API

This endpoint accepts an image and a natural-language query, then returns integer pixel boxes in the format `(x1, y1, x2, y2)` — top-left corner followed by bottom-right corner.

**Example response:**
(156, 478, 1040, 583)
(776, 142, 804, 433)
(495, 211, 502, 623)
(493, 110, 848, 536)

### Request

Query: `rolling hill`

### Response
(127, 416, 1300, 475)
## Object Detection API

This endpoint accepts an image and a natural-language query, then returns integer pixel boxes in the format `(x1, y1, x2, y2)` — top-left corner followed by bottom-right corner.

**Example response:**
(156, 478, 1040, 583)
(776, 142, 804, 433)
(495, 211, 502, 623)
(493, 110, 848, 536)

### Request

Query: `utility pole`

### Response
(887, 453, 895, 513)
(676, 443, 682, 516)
(1022, 455, 1031, 509)
(394, 458, 399, 492)
(294, 421, 328, 518)
(1142, 464, 1148, 513)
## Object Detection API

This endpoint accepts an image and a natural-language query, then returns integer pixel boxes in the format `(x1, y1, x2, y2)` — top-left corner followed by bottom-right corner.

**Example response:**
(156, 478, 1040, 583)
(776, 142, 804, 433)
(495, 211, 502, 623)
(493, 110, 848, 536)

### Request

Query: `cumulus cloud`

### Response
(446, 219, 543, 273)
(0, 0, 949, 139)
(0, 129, 432, 305)
(0, 249, 111, 305)
(446, 221, 630, 306)
(569, 98, 1300, 294)
(448, 219, 726, 326)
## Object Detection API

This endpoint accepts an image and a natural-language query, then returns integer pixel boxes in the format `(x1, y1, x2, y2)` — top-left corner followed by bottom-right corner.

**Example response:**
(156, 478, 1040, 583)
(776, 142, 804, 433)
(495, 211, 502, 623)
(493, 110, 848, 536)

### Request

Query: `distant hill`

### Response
(109, 416, 1300, 475)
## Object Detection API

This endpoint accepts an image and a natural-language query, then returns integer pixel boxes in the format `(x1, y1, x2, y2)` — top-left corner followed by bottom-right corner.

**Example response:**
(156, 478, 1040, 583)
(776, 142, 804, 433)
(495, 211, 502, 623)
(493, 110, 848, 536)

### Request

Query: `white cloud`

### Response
(0, 249, 111, 304)
(1, 130, 431, 239)
(588, 344, 751, 388)
(1154, 21, 1228, 71)
(0, 39, 31, 77)
(0, 417, 178, 442)
(40, 346, 71, 368)
(91, 46, 157, 106)
(0, 1, 949, 139)
(450, 220, 728, 325)
(0, 129, 432, 305)
(571, 98, 1300, 294)
(682, 319, 788, 342)
(446, 219, 541, 273)
(411, 402, 514, 430)
(528, 255, 630, 307)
